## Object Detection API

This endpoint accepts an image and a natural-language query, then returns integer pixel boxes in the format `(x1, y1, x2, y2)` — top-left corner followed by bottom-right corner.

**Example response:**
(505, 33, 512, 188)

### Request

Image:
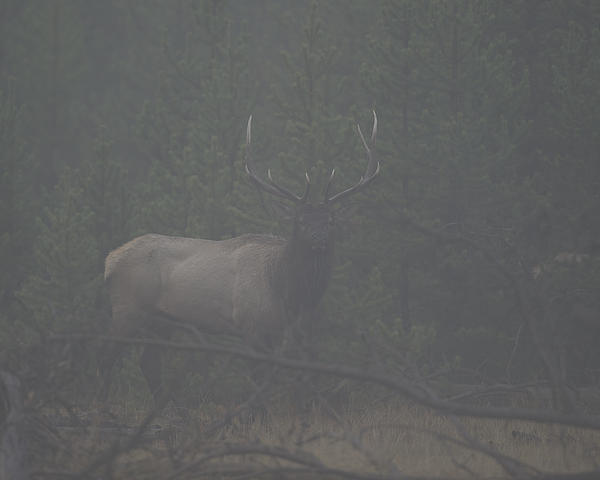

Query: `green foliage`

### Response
(0, 87, 37, 348)
(18, 168, 100, 338)
(0, 89, 30, 310)
(2, 0, 600, 404)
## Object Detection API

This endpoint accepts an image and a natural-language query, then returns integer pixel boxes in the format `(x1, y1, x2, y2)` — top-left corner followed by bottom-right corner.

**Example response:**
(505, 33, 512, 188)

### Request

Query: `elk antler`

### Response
(325, 110, 379, 203)
(245, 116, 310, 203)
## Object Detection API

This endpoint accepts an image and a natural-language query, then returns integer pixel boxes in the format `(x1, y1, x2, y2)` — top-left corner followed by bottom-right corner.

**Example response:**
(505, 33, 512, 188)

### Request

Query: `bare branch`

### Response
(51, 334, 600, 431)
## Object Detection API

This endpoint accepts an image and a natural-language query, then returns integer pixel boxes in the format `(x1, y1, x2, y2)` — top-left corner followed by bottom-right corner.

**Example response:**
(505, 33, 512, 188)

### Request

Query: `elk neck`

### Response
(274, 225, 335, 316)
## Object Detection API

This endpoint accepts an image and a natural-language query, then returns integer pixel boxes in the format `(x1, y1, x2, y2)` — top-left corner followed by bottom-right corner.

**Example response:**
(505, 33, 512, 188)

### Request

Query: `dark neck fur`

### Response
(276, 232, 334, 315)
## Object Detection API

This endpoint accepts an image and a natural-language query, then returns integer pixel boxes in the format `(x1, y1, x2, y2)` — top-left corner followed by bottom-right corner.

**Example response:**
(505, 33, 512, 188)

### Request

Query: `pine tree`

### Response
(0, 87, 37, 347)
(364, 0, 529, 377)
(18, 168, 99, 340)
(131, 0, 255, 241)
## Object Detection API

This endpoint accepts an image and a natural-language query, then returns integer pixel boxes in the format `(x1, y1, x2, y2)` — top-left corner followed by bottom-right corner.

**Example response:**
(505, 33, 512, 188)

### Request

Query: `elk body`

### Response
(100, 113, 379, 403)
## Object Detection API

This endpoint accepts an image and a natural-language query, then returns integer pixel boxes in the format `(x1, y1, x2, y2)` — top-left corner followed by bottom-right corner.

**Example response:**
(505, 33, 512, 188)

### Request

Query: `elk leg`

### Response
(140, 344, 170, 408)
(97, 342, 124, 404)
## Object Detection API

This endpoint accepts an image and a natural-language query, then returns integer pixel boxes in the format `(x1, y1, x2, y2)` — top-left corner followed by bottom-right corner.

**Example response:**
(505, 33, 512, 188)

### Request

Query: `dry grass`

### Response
(42, 397, 600, 479)
(220, 401, 600, 478)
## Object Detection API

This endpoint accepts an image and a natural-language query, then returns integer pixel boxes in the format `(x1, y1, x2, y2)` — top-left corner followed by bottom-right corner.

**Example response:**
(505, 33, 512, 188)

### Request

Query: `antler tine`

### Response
(301, 172, 311, 202)
(267, 168, 310, 202)
(323, 168, 336, 199)
(326, 110, 380, 203)
(371, 110, 377, 144)
(246, 114, 252, 145)
(245, 115, 309, 203)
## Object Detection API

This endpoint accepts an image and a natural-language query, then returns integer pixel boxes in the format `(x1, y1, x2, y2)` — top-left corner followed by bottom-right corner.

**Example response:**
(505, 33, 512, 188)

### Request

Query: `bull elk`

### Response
(100, 112, 379, 403)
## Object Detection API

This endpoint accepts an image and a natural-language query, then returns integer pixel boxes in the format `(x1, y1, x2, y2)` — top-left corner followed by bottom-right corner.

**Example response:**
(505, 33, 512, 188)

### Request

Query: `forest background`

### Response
(1, 0, 600, 415)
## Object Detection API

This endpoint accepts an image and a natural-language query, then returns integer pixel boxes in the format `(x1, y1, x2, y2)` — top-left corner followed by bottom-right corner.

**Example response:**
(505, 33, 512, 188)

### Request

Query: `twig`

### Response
(50, 334, 600, 430)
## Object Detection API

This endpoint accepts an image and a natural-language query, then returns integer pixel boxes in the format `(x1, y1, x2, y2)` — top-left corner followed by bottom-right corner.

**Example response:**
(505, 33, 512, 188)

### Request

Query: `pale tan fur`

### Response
(104, 233, 288, 345)
(105, 235, 149, 281)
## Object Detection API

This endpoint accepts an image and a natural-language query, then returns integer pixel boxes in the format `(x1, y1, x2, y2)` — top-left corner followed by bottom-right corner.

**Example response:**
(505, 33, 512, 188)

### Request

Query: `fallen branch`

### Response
(51, 334, 600, 430)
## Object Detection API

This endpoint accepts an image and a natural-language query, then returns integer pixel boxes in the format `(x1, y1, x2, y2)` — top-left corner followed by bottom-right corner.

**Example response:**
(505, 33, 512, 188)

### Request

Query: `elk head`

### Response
(245, 111, 379, 314)
(245, 111, 379, 250)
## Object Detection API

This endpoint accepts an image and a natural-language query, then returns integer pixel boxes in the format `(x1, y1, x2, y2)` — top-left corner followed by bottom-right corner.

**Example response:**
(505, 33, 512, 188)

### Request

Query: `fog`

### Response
(1, 1, 599, 478)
